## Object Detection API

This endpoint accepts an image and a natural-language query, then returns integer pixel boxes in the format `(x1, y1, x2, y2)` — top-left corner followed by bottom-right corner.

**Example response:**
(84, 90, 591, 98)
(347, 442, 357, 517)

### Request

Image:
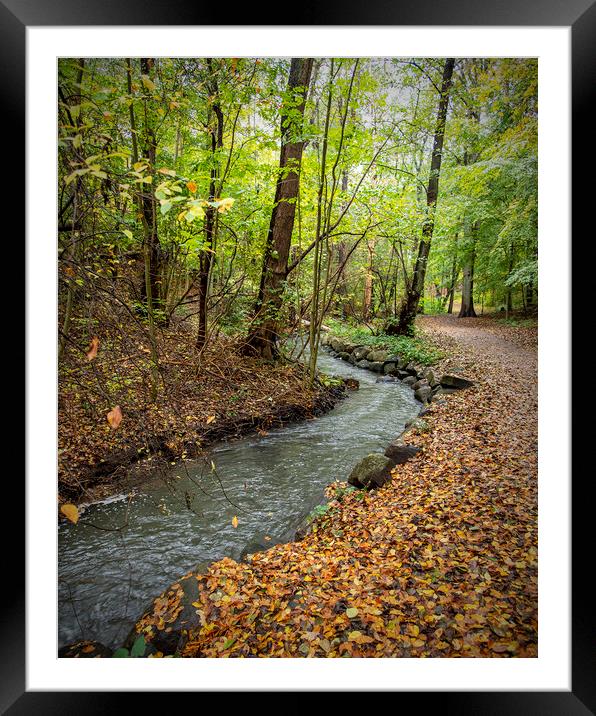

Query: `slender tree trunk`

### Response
(137, 58, 163, 314)
(363, 237, 375, 320)
(244, 58, 314, 359)
(197, 58, 224, 350)
(446, 237, 459, 314)
(390, 58, 455, 335)
(59, 59, 85, 360)
(336, 168, 350, 318)
(525, 280, 534, 310)
(505, 243, 515, 315)
(458, 221, 478, 317)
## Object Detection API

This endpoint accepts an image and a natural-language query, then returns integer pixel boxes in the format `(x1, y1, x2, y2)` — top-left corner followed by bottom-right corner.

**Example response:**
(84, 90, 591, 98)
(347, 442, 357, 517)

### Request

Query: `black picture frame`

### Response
(10, 1, 590, 711)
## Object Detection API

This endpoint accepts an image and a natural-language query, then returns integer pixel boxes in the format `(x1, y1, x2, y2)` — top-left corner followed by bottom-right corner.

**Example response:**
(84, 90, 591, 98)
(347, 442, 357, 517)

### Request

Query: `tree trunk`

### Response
(244, 58, 314, 359)
(138, 58, 163, 314)
(336, 168, 350, 318)
(446, 234, 458, 314)
(458, 221, 478, 317)
(390, 58, 455, 335)
(197, 58, 224, 350)
(363, 237, 375, 321)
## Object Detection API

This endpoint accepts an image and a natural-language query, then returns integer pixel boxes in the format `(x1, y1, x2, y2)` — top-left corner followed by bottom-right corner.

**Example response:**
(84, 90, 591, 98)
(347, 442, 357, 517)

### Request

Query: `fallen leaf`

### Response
(107, 406, 123, 429)
(60, 503, 79, 524)
(86, 336, 100, 361)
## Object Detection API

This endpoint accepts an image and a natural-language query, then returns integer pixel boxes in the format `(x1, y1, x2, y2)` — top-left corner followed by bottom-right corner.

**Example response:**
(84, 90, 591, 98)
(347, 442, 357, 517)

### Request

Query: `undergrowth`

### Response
(326, 318, 443, 366)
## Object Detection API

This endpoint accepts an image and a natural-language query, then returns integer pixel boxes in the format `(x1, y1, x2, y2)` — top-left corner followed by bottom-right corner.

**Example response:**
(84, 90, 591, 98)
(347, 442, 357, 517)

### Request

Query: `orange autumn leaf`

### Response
(107, 405, 123, 429)
(186, 180, 197, 193)
(86, 336, 100, 361)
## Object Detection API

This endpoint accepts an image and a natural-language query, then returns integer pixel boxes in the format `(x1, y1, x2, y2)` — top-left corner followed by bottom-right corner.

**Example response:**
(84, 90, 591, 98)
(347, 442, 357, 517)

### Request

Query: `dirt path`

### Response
(129, 315, 539, 658)
(418, 314, 537, 361)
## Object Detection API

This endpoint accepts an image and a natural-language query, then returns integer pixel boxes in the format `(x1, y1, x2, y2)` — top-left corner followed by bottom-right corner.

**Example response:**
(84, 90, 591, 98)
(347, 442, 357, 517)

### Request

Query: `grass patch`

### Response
(326, 318, 443, 366)
(496, 317, 537, 328)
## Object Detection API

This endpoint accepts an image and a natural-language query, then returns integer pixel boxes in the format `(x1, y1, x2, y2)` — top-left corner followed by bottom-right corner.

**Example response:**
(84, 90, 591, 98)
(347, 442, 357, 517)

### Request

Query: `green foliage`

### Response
(57, 56, 536, 364)
(326, 319, 443, 366)
(112, 635, 146, 658)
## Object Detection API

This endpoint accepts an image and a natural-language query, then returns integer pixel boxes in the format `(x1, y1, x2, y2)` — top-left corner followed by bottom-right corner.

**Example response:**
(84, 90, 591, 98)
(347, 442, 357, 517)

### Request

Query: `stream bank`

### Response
(58, 346, 424, 651)
(59, 335, 352, 505)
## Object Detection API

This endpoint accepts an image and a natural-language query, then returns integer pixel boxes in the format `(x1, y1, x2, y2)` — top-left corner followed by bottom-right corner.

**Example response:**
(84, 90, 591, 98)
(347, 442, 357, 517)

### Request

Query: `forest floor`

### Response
(58, 323, 349, 504)
(133, 312, 538, 658)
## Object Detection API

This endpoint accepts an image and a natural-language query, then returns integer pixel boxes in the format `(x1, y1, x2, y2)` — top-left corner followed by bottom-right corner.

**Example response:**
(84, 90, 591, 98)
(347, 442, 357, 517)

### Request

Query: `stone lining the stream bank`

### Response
(320, 332, 474, 406)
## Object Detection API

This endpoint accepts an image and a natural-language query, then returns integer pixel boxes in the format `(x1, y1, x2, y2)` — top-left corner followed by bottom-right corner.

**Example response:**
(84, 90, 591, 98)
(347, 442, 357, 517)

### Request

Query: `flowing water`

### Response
(58, 347, 420, 649)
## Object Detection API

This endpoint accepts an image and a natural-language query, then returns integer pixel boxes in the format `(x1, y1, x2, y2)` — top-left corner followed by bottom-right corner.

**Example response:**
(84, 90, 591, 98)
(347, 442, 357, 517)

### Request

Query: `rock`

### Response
(347, 453, 395, 490)
(415, 385, 433, 403)
(356, 359, 372, 370)
(337, 351, 352, 361)
(388, 354, 406, 368)
(412, 378, 430, 392)
(294, 521, 312, 541)
(404, 362, 420, 377)
(352, 345, 370, 362)
(330, 337, 347, 353)
(382, 360, 401, 375)
(397, 370, 411, 379)
(375, 375, 399, 383)
(423, 367, 441, 387)
(384, 438, 421, 464)
(440, 374, 474, 390)
(125, 571, 204, 656)
(240, 540, 268, 561)
(367, 349, 389, 362)
(402, 375, 417, 387)
(320, 334, 329, 347)
(368, 361, 384, 373)
(345, 377, 360, 390)
(59, 640, 113, 658)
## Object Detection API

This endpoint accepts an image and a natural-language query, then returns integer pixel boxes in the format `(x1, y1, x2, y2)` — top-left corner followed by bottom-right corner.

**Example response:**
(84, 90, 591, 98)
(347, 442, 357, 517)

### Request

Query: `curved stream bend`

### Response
(58, 348, 421, 648)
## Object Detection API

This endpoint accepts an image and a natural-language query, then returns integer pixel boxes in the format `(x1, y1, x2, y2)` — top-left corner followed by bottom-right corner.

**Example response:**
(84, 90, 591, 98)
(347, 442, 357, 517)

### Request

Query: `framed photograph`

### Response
(11, 0, 589, 709)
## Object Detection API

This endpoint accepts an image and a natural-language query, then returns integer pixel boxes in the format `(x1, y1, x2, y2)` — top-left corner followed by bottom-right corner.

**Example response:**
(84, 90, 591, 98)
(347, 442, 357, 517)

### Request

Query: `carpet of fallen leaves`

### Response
(59, 320, 341, 503)
(163, 314, 537, 658)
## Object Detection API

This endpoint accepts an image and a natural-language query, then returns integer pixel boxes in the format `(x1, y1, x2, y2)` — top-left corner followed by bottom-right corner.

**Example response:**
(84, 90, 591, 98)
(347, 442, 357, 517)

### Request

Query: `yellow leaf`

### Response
(107, 405, 123, 429)
(141, 74, 156, 92)
(405, 624, 419, 637)
(231, 516, 239, 528)
(216, 197, 234, 213)
(186, 203, 205, 222)
(206, 415, 216, 424)
(60, 503, 79, 524)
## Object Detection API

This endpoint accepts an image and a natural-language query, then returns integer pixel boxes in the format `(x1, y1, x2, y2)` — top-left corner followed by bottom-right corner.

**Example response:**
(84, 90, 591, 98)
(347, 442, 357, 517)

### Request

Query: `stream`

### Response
(58, 347, 421, 649)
